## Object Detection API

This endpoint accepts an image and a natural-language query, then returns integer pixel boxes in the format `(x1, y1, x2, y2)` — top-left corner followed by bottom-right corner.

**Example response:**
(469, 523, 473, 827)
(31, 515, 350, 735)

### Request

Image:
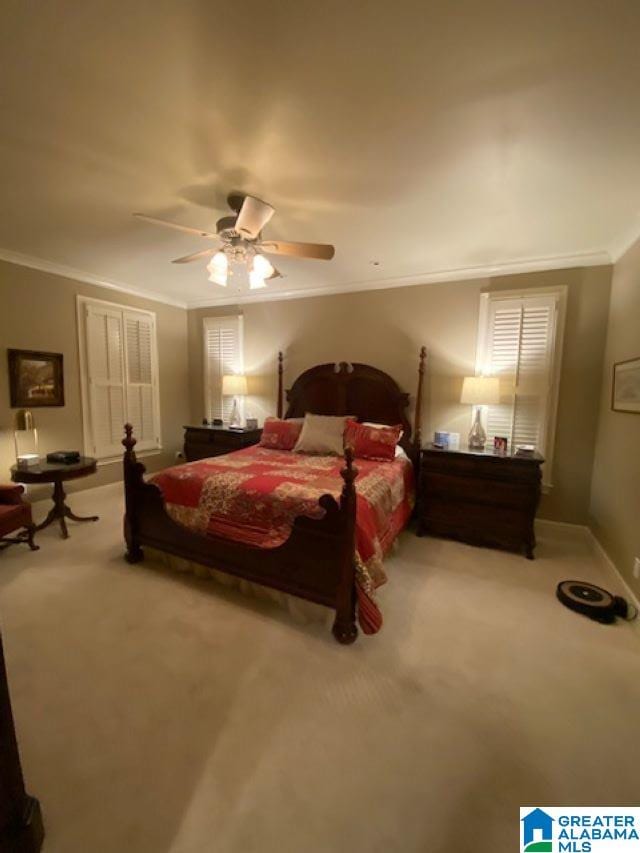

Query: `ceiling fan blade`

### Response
(234, 196, 275, 239)
(133, 213, 217, 240)
(259, 240, 335, 260)
(171, 247, 217, 265)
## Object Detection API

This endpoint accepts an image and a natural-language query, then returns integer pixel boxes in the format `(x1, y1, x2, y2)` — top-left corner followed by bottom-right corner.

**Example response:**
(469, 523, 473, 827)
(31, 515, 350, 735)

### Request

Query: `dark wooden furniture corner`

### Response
(0, 486, 38, 553)
(183, 425, 262, 462)
(0, 627, 44, 853)
(11, 458, 99, 540)
(418, 445, 543, 558)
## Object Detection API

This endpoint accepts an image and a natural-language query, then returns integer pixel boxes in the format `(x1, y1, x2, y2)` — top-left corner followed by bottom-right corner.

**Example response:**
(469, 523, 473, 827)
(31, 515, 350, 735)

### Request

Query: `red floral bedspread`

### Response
(150, 446, 415, 634)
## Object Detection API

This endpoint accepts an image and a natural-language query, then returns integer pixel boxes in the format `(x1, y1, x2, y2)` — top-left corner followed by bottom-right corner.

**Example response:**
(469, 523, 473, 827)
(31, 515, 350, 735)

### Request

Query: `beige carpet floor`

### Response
(0, 482, 638, 853)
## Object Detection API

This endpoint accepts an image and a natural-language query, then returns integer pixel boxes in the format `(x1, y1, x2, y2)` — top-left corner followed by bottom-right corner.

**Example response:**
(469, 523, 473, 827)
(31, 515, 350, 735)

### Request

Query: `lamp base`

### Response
(229, 398, 242, 429)
(468, 407, 487, 451)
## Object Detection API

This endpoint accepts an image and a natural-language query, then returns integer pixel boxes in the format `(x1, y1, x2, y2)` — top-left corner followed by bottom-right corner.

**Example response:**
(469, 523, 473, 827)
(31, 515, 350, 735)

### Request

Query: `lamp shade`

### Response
(222, 374, 248, 397)
(460, 376, 500, 406)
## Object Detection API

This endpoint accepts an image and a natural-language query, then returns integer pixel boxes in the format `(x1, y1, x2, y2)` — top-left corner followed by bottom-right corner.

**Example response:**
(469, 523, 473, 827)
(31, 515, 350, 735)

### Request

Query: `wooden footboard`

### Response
(122, 425, 359, 644)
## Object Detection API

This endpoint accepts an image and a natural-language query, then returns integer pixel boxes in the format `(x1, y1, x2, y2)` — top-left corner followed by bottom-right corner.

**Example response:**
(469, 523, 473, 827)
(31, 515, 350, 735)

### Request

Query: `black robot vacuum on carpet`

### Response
(556, 580, 633, 624)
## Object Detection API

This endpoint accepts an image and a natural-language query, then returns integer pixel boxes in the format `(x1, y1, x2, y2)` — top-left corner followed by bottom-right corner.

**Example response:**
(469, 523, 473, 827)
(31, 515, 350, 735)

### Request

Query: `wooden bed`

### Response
(122, 348, 426, 644)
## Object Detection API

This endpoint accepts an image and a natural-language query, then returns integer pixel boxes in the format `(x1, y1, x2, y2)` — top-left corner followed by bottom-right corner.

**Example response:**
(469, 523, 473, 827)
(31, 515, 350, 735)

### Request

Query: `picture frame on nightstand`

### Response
(493, 436, 508, 455)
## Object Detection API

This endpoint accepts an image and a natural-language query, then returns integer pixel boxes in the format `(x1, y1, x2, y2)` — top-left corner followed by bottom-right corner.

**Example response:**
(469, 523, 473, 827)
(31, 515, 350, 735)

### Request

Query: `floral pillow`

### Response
(345, 420, 403, 461)
(259, 417, 303, 451)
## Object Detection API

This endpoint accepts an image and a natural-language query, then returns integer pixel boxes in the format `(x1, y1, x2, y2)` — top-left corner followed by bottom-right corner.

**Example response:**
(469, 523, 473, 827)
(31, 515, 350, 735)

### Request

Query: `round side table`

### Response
(11, 457, 99, 539)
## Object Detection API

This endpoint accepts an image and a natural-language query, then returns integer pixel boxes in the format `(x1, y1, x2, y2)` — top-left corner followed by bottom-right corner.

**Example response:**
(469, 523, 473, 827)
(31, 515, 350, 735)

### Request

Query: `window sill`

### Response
(95, 448, 163, 467)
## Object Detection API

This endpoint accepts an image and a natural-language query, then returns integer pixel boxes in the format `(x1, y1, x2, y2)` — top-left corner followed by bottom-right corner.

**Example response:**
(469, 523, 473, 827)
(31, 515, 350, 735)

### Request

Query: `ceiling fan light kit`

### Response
(134, 193, 335, 292)
(206, 250, 228, 286)
(249, 269, 268, 290)
(252, 252, 274, 279)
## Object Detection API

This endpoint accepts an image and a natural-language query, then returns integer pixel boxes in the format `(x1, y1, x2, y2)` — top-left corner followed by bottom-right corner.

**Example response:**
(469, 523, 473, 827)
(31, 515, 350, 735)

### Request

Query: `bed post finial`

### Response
(414, 347, 427, 452)
(340, 445, 358, 498)
(277, 351, 284, 418)
(123, 423, 137, 457)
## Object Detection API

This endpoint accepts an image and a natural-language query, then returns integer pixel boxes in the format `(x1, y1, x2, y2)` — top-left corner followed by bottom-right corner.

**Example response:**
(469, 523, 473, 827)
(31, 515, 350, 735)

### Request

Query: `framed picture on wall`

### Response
(611, 357, 640, 414)
(8, 349, 65, 407)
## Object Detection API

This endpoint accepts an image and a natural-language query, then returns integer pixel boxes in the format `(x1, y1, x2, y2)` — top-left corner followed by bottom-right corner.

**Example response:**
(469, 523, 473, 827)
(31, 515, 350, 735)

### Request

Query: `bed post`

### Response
(277, 351, 284, 419)
(413, 346, 427, 454)
(122, 424, 144, 564)
(332, 447, 359, 645)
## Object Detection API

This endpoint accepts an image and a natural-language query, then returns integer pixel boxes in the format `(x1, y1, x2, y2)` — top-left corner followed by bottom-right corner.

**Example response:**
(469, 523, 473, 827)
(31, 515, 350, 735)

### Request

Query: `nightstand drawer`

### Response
(421, 496, 528, 534)
(186, 441, 227, 460)
(422, 471, 532, 509)
(422, 451, 539, 484)
(183, 426, 262, 462)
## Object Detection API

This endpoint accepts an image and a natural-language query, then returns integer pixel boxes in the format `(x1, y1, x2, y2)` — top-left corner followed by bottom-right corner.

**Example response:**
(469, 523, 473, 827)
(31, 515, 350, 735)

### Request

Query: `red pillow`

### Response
(344, 420, 403, 461)
(259, 417, 303, 451)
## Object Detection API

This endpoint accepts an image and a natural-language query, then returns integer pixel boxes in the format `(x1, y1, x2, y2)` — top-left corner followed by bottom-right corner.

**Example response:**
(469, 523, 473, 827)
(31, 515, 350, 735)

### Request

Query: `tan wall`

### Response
(589, 238, 640, 594)
(188, 265, 612, 524)
(0, 260, 189, 497)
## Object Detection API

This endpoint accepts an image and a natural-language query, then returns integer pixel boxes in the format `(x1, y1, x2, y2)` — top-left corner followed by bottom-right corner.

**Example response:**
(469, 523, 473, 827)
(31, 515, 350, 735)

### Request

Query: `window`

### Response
(203, 315, 243, 422)
(475, 288, 566, 482)
(77, 296, 161, 459)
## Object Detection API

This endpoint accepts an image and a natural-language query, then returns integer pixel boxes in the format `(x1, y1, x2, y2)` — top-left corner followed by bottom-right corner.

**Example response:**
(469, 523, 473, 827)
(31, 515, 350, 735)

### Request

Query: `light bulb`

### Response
(207, 251, 228, 274)
(251, 253, 274, 279)
(207, 251, 228, 286)
(249, 270, 267, 289)
(208, 271, 227, 286)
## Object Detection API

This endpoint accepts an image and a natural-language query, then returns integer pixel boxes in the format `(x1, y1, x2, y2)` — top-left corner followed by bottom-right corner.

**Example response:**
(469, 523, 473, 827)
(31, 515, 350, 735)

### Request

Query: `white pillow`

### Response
(294, 413, 352, 456)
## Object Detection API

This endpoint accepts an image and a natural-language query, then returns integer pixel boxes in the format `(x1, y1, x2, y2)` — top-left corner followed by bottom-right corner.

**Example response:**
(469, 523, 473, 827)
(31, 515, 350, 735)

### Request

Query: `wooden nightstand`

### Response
(183, 425, 262, 462)
(417, 444, 544, 558)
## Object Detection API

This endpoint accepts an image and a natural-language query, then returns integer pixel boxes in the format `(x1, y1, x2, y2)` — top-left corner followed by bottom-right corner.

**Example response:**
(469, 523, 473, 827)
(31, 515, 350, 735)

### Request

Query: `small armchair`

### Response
(0, 485, 38, 552)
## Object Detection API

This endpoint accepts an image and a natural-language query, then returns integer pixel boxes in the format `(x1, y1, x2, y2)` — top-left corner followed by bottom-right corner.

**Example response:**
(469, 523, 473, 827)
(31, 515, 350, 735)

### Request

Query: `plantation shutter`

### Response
(80, 298, 161, 459)
(481, 294, 558, 456)
(204, 317, 243, 421)
(124, 310, 160, 451)
(85, 304, 127, 458)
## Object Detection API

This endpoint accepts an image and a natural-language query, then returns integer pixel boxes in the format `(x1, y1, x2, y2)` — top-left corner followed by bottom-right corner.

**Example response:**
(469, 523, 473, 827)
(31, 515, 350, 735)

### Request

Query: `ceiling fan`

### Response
(133, 193, 335, 290)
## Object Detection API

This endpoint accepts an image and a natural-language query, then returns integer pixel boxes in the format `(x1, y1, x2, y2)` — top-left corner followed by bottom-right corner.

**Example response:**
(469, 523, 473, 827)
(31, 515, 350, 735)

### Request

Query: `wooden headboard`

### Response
(277, 349, 427, 457)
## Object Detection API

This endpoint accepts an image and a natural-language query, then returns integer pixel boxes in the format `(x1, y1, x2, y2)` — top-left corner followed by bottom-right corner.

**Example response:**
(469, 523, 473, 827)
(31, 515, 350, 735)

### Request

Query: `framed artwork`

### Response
(493, 436, 508, 455)
(8, 349, 65, 407)
(612, 357, 640, 414)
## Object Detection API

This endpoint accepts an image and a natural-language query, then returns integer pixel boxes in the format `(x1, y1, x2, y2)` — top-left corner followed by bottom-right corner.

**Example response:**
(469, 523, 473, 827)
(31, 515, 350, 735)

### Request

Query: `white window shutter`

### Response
(85, 305, 126, 458)
(79, 297, 161, 460)
(204, 317, 242, 422)
(482, 295, 558, 456)
(123, 310, 160, 451)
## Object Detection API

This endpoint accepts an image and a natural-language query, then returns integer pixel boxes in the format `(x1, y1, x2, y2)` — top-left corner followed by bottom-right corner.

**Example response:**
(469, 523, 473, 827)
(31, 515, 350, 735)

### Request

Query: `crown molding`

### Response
(185, 249, 612, 309)
(608, 221, 640, 263)
(0, 247, 188, 309)
(0, 245, 614, 312)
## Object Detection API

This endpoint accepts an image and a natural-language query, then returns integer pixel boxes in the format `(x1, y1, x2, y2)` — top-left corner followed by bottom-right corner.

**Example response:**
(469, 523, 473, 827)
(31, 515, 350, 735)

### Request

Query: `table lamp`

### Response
(14, 409, 40, 467)
(222, 374, 248, 429)
(460, 376, 500, 450)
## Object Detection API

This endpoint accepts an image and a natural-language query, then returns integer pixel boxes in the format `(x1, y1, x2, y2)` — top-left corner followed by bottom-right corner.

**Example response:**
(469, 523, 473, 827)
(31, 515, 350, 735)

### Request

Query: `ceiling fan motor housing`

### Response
(216, 215, 239, 239)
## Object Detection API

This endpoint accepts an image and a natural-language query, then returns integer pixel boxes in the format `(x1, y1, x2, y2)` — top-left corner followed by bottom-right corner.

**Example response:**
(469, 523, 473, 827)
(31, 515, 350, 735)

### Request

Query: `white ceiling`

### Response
(1, 0, 640, 308)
